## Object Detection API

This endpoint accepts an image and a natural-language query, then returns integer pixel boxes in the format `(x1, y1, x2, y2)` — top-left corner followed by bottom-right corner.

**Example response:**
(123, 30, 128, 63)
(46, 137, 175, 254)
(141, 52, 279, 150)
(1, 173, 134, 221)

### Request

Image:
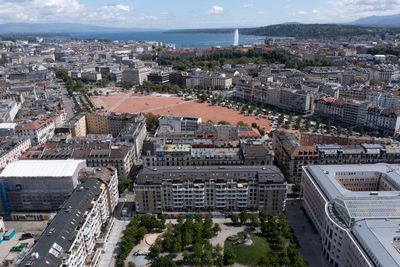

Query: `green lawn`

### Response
(225, 232, 272, 267)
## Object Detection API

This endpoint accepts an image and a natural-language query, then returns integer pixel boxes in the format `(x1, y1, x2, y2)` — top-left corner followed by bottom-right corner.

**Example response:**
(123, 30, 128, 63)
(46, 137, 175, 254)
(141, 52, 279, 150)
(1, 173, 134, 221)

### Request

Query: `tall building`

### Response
(302, 164, 400, 267)
(135, 165, 287, 213)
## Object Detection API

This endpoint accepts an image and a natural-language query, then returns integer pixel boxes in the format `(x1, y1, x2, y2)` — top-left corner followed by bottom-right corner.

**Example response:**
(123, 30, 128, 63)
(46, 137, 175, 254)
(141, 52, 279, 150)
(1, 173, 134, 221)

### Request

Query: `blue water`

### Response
(66, 31, 264, 49)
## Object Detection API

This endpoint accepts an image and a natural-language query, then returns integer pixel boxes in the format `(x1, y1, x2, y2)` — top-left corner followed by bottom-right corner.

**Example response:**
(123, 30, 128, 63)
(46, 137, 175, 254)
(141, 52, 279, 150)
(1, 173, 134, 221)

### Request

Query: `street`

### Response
(97, 218, 130, 267)
(285, 199, 329, 267)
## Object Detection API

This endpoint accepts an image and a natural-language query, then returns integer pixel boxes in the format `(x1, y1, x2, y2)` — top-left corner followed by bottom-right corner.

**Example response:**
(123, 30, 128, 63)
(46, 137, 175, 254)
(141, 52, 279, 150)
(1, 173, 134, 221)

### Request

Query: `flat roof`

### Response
(137, 165, 286, 185)
(353, 219, 400, 267)
(0, 160, 86, 178)
(306, 164, 400, 267)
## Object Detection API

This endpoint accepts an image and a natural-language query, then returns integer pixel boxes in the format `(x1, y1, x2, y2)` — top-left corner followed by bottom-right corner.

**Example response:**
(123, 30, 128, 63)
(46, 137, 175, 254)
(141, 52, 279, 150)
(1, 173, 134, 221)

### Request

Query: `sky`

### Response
(0, 0, 400, 29)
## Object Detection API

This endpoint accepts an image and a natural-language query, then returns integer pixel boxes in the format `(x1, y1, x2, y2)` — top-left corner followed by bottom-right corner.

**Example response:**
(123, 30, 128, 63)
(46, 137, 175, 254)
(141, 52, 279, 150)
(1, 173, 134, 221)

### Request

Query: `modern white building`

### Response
(158, 114, 202, 133)
(0, 160, 86, 215)
(303, 164, 400, 267)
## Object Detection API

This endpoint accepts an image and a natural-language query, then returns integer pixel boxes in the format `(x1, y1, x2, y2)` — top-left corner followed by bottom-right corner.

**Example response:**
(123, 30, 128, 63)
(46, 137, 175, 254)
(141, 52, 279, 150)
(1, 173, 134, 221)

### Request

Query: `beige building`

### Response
(86, 113, 110, 134)
(70, 114, 87, 137)
(0, 137, 31, 170)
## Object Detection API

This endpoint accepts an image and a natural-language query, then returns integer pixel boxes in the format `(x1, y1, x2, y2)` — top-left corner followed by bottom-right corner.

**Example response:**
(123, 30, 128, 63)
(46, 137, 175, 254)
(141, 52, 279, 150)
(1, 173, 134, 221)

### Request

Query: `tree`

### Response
(128, 262, 136, 267)
(347, 126, 353, 136)
(305, 118, 311, 130)
(202, 251, 213, 267)
(250, 213, 259, 228)
(239, 209, 248, 224)
(230, 214, 239, 224)
(278, 113, 284, 125)
(258, 256, 270, 267)
(213, 223, 221, 235)
(223, 248, 236, 265)
(259, 210, 267, 222)
(151, 256, 177, 267)
(292, 183, 301, 194)
(251, 122, 258, 128)
(118, 179, 131, 194)
(172, 235, 182, 253)
(326, 121, 331, 134)
(316, 118, 321, 129)
(56, 68, 69, 81)
(150, 243, 161, 257)
(182, 250, 191, 262)
(237, 121, 248, 127)
(337, 124, 342, 136)
(288, 113, 293, 124)
(360, 128, 366, 136)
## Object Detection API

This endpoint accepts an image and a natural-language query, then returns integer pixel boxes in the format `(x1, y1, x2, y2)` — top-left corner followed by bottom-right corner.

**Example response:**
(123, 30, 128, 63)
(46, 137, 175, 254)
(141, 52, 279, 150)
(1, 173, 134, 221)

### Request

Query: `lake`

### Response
(66, 31, 264, 49)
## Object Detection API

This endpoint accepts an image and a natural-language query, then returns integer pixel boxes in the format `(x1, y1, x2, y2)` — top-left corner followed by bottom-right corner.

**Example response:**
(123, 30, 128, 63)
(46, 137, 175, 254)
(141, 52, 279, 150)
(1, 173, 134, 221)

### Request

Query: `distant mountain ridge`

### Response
(351, 14, 400, 26)
(0, 23, 156, 34)
(169, 24, 400, 39)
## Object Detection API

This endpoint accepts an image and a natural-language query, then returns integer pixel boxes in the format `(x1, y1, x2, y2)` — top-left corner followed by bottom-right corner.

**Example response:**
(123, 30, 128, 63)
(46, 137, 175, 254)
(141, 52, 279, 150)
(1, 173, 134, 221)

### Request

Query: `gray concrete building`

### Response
(135, 165, 287, 213)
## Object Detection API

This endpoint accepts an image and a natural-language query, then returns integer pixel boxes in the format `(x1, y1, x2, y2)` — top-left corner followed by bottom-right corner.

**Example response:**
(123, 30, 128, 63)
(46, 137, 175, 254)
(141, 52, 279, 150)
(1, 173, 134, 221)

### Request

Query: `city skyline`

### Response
(0, 0, 400, 29)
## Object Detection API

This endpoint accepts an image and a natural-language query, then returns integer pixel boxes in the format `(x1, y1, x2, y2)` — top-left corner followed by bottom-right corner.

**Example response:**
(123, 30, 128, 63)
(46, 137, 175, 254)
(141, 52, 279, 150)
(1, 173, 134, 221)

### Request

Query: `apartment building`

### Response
(70, 114, 87, 137)
(273, 130, 400, 182)
(122, 67, 151, 85)
(0, 100, 21, 123)
(314, 97, 344, 121)
(41, 140, 135, 180)
(302, 164, 400, 267)
(18, 169, 118, 267)
(366, 107, 400, 137)
(0, 160, 86, 215)
(158, 114, 201, 133)
(68, 112, 147, 159)
(234, 84, 314, 114)
(148, 71, 170, 84)
(135, 165, 287, 213)
(315, 97, 400, 136)
(0, 137, 31, 170)
(185, 71, 232, 90)
(15, 114, 58, 145)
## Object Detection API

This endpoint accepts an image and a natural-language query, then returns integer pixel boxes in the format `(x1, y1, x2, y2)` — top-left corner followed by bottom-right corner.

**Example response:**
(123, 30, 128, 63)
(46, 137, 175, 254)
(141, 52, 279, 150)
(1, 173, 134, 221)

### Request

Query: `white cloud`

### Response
(0, 0, 159, 26)
(298, 10, 308, 15)
(207, 5, 224, 15)
(114, 4, 130, 12)
(327, 0, 400, 22)
(243, 4, 253, 8)
(257, 11, 264, 14)
(312, 9, 320, 14)
(284, 4, 291, 9)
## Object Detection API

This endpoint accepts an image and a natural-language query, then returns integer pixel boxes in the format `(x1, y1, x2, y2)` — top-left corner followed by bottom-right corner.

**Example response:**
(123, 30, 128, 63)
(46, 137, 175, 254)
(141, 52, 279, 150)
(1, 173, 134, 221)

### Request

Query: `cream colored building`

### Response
(0, 137, 31, 170)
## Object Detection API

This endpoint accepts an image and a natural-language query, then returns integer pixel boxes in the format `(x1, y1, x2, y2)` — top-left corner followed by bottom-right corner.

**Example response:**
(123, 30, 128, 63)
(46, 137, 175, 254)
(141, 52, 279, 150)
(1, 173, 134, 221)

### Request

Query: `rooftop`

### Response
(18, 179, 103, 267)
(137, 165, 286, 185)
(0, 160, 86, 178)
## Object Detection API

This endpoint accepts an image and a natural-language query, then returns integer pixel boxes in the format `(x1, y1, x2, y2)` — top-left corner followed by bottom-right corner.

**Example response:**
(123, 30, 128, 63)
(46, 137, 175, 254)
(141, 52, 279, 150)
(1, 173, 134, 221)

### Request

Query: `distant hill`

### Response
(0, 23, 152, 34)
(351, 14, 400, 27)
(169, 24, 400, 39)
